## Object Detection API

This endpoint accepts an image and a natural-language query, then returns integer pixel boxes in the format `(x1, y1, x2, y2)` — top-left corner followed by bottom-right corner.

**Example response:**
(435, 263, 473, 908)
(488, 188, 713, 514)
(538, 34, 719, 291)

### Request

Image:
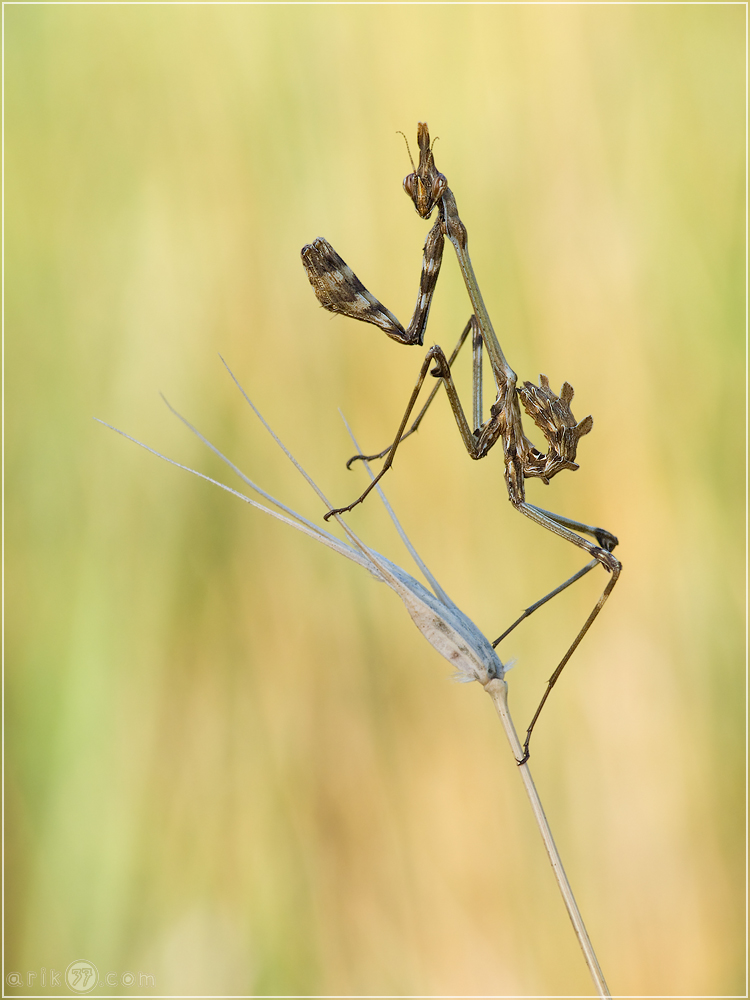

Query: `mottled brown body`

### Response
(301, 124, 621, 761)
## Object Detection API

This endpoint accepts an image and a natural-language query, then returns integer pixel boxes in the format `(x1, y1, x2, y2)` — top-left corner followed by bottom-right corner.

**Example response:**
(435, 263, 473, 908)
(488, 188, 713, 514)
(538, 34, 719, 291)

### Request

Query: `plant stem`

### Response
(484, 678, 611, 999)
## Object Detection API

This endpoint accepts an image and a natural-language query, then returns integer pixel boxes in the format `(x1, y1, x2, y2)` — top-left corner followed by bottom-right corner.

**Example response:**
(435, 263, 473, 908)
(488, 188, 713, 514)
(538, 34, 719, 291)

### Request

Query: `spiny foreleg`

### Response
(301, 219, 444, 347)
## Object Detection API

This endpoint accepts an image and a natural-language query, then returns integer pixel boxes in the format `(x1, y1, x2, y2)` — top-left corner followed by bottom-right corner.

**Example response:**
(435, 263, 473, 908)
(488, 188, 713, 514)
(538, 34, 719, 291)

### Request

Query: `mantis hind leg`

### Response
(506, 500, 621, 763)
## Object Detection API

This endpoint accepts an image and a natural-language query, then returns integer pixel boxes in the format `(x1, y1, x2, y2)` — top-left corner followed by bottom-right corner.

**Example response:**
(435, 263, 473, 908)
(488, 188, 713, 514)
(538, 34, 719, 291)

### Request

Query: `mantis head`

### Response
(401, 122, 447, 220)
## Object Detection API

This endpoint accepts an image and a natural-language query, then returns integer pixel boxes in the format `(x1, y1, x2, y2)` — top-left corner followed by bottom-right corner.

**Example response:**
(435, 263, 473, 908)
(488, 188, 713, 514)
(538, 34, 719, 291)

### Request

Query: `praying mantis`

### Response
(301, 123, 621, 762)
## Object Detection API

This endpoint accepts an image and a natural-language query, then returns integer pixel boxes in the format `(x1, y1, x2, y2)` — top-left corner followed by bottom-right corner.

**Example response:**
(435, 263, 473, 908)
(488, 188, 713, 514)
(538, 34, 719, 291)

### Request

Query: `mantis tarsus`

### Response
(301, 123, 621, 763)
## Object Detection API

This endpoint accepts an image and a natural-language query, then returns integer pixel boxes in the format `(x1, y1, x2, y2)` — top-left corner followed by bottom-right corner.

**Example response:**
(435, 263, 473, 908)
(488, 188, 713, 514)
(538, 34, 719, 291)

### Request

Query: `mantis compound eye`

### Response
(432, 172, 447, 203)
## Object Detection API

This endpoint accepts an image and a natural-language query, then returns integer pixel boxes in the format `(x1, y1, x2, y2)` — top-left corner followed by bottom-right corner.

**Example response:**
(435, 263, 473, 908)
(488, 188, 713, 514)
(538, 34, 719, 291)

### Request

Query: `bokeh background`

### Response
(6, 5, 745, 997)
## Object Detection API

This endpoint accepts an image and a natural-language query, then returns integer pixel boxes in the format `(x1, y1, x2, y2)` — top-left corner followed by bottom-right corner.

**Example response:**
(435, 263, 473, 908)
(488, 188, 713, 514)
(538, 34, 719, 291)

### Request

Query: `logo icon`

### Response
(65, 960, 98, 993)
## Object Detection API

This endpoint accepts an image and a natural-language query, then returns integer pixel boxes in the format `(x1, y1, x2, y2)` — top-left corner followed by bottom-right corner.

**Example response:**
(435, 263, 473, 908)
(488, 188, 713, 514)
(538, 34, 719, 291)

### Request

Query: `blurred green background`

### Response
(6, 5, 745, 996)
